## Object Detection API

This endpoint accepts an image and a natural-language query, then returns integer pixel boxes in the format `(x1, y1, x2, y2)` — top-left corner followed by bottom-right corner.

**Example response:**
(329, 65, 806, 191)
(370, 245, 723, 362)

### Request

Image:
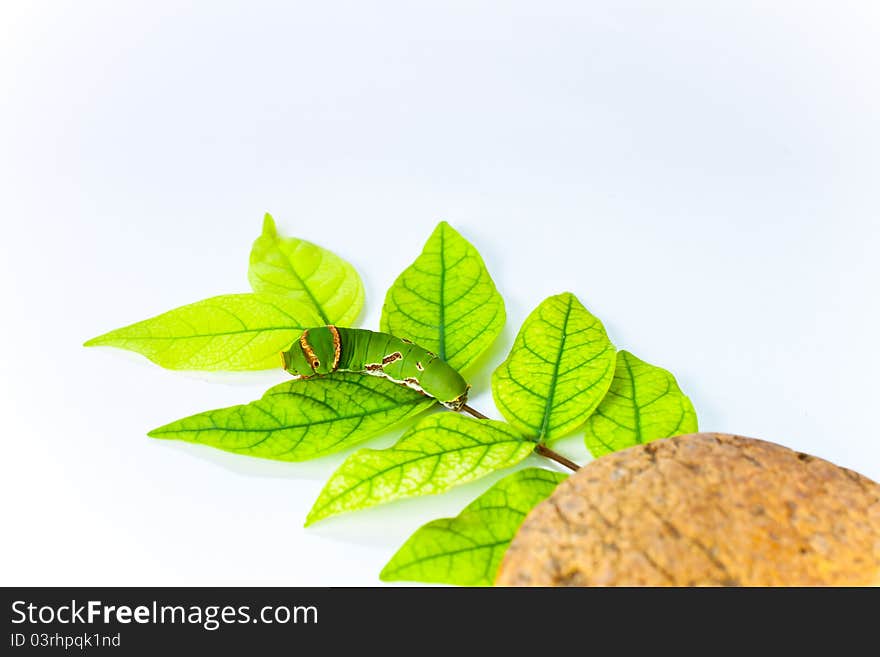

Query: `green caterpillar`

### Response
(281, 326, 470, 410)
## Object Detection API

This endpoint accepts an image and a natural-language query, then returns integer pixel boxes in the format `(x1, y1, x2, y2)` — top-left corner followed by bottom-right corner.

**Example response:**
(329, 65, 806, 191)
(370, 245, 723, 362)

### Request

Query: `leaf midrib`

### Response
(384, 537, 512, 580)
(437, 224, 446, 361)
(313, 436, 528, 515)
(150, 398, 428, 437)
(271, 237, 330, 324)
(538, 295, 573, 441)
(622, 354, 644, 445)
(89, 324, 307, 343)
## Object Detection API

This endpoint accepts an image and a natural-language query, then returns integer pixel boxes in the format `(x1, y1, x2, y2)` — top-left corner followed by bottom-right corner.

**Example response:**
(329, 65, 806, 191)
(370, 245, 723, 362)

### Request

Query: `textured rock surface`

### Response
(496, 433, 880, 586)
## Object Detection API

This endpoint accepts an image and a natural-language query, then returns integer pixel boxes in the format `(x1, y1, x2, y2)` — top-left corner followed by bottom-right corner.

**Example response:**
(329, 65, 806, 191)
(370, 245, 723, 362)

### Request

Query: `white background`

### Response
(1, 1, 878, 586)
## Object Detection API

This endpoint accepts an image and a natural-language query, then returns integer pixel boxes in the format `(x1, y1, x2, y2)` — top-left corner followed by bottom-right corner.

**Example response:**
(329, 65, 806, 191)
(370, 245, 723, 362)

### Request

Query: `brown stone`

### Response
(496, 433, 880, 586)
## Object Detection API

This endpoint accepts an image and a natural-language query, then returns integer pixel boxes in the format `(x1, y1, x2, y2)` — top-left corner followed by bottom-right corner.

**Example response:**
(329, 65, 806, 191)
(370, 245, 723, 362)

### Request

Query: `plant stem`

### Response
(460, 404, 489, 420)
(534, 443, 580, 472)
(457, 404, 580, 472)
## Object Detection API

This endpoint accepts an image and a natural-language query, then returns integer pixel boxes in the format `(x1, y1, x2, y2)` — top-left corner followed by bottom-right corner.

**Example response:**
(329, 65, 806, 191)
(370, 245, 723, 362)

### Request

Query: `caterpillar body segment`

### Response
(281, 326, 469, 410)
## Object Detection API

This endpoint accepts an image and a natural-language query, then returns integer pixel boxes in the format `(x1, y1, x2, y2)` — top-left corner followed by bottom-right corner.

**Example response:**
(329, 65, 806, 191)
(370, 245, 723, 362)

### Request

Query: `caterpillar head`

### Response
(281, 327, 341, 377)
(280, 341, 314, 377)
(441, 386, 470, 411)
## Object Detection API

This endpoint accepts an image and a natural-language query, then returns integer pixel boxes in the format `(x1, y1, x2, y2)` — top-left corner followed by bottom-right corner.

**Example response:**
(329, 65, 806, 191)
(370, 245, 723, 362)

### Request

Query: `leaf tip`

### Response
(431, 219, 457, 239)
(83, 331, 112, 347)
(303, 510, 321, 527)
(147, 418, 180, 439)
(261, 213, 278, 237)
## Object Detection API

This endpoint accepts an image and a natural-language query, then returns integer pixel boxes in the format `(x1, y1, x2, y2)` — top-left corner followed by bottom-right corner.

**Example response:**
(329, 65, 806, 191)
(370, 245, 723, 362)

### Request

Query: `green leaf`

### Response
(380, 221, 505, 372)
(249, 213, 365, 326)
(584, 350, 698, 457)
(84, 293, 322, 371)
(148, 372, 435, 461)
(305, 414, 534, 526)
(381, 467, 566, 586)
(492, 292, 616, 442)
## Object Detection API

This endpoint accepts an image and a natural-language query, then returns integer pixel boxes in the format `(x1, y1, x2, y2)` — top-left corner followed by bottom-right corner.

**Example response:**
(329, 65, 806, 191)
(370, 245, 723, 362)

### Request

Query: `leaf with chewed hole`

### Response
(381, 467, 566, 586)
(84, 293, 322, 371)
(584, 350, 698, 457)
(492, 292, 616, 442)
(380, 222, 505, 372)
(249, 213, 365, 326)
(148, 373, 434, 461)
(305, 414, 534, 525)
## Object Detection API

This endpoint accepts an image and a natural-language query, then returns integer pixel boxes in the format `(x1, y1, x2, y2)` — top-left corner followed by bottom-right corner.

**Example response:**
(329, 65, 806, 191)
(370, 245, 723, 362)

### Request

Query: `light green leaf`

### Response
(148, 372, 435, 461)
(584, 350, 698, 457)
(305, 413, 534, 526)
(381, 467, 566, 586)
(492, 292, 616, 442)
(84, 293, 322, 371)
(249, 213, 365, 326)
(380, 221, 505, 372)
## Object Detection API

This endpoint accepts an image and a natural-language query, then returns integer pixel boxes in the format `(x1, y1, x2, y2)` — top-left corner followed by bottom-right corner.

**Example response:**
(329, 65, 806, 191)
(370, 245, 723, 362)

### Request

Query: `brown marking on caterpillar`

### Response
(416, 361, 424, 371)
(401, 338, 414, 344)
(328, 324, 342, 371)
(361, 368, 427, 396)
(382, 351, 403, 365)
(443, 393, 468, 411)
(403, 377, 427, 395)
(299, 330, 320, 370)
(441, 385, 470, 411)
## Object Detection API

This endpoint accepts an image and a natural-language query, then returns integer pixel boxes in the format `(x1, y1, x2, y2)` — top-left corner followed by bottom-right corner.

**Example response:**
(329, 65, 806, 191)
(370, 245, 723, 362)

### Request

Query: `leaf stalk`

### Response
(533, 443, 580, 472)
(457, 405, 580, 472)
